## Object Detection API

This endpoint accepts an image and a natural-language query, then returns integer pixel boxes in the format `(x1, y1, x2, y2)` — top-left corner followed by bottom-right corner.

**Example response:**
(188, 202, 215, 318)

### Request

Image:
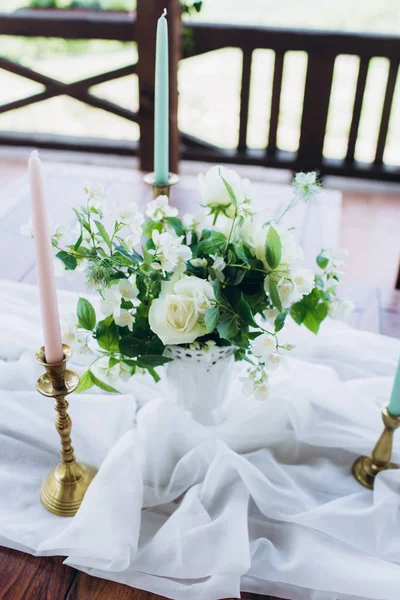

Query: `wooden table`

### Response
(0, 161, 399, 600)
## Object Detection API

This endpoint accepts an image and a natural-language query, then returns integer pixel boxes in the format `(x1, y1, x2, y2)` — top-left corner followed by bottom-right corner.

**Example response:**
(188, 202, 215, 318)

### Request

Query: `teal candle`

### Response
(154, 9, 169, 185)
(388, 358, 400, 416)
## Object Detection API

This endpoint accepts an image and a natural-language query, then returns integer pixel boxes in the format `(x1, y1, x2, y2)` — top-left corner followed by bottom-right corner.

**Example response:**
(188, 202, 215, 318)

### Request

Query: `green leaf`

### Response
(303, 312, 320, 334)
(56, 251, 77, 271)
(205, 306, 220, 333)
(217, 313, 239, 340)
(147, 367, 161, 383)
(142, 219, 162, 237)
(94, 220, 111, 248)
(136, 355, 173, 368)
(77, 298, 96, 331)
(314, 301, 329, 323)
(265, 226, 282, 270)
(316, 252, 329, 270)
(268, 278, 282, 312)
(90, 371, 120, 393)
(72, 208, 91, 233)
(75, 370, 95, 393)
(73, 231, 83, 252)
(236, 294, 258, 327)
(274, 310, 288, 333)
(165, 217, 185, 237)
(232, 239, 249, 264)
(194, 231, 227, 255)
(219, 170, 237, 207)
(96, 317, 120, 352)
(290, 301, 307, 325)
(115, 245, 143, 264)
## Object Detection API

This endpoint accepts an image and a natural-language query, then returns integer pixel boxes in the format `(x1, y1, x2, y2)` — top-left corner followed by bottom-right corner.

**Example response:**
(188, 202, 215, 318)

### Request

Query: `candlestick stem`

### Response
(144, 172, 179, 199)
(352, 404, 400, 490)
(36, 345, 97, 516)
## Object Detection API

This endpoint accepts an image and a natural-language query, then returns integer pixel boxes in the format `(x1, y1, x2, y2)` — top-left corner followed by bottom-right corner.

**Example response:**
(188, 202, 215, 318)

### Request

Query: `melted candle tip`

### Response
(162, 8, 167, 17)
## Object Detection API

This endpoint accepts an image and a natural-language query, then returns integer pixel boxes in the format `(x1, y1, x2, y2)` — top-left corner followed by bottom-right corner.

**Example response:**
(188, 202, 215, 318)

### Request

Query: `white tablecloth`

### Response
(1, 279, 400, 600)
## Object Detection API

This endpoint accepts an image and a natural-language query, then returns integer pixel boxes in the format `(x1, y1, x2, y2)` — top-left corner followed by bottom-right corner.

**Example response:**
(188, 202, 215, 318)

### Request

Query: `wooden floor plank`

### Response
(0, 546, 76, 600)
(67, 572, 165, 599)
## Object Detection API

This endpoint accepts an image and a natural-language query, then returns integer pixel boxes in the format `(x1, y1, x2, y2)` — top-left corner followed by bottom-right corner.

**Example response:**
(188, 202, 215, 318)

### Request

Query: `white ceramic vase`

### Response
(164, 345, 235, 426)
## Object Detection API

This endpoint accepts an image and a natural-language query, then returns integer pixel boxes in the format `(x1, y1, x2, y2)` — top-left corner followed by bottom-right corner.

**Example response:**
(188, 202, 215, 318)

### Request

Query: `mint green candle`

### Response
(388, 358, 400, 416)
(154, 9, 169, 185)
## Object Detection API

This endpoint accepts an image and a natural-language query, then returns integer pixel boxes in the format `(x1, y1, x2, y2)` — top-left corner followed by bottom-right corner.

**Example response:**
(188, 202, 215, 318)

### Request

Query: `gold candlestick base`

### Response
(36, 344, 97, 517)
(352, 405, 400, 490)
(143, 172, 179, 199)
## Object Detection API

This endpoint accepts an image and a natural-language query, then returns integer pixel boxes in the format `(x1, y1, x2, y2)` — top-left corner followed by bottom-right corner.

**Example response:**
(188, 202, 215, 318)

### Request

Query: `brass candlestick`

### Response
(36, 344, 97, 516)
(352, 404, 400, 490)
(143, 172, 179, 199)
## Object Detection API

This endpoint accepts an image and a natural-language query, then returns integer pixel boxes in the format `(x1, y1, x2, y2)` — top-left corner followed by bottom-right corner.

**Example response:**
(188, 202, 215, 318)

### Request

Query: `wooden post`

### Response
(136, 0, 180, 174)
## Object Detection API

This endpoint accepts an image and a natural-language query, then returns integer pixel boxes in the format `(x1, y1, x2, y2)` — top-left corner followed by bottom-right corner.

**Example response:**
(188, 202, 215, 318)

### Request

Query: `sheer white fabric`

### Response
(0, 279, 399, 600)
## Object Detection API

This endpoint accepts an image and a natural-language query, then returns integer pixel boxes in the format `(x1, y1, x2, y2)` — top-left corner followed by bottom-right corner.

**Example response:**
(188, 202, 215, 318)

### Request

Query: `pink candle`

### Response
(29, 151, 64, 364)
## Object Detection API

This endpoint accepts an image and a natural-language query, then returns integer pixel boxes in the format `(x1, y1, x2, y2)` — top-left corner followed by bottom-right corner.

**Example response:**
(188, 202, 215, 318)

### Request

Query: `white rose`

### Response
(149, 275, 215, 345)
(198, 165, 251, 217)
(252, 333, 276, 361)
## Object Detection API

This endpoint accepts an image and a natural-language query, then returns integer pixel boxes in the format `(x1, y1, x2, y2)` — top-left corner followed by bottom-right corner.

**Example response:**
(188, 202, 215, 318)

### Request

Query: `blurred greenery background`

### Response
(0, 0, 399, 165)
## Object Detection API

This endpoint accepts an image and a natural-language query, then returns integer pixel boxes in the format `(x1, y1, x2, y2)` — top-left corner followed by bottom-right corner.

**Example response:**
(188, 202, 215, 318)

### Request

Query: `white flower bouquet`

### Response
(24, 166, 351, 398)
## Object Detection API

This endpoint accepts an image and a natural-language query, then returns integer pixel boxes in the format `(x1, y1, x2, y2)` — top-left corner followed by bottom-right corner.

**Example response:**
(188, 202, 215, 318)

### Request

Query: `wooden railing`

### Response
(0, 9, 399, 181)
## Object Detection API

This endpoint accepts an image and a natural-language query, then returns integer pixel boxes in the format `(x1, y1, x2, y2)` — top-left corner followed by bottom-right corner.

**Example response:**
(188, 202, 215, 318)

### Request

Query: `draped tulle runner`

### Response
(1, 279, 400, 600)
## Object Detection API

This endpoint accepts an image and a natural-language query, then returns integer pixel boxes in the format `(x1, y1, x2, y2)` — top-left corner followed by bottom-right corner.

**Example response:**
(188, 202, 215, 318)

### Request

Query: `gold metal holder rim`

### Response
(352, 403, 400, 490)
(143, 172, 179, 187)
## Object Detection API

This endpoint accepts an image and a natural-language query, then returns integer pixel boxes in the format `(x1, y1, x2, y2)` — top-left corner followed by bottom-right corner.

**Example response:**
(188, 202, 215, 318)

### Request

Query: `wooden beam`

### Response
(298, 53, 335, 169)
(136, 0, 180, 174)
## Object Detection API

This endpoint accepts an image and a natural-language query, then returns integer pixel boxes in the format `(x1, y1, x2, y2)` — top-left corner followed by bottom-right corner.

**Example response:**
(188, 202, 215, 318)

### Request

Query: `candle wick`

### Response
(162, 8, 167, 17)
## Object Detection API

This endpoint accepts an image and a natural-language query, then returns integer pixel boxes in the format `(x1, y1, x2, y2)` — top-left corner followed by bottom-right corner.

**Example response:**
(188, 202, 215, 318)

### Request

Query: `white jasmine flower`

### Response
(263, 308, 279, 323)
(252, 333, 276, 361)
(100, 287, 121, 318)
(253, 381, 270, 401)
(322, 248, 349, 272)
(150, 262, 162, 271)
(293, 171, 319, 202)
(20, 216, 35, 238)
(183, 213, 205, 234)
(292, 267, 315, 296)
(277, 279, 297, 307)
(149, 275, 215, 345)
(61, 313, 92, 356)
(84, 181, 105, 198)
(118, 276, 138, 300)
(146, 195, 178, 221)
(198, 165, 252, 218)
(123, 234, 141, 252)
(61, 313, 78, 347)
(267, 352, 282, 371)
(119, 203, 145, 237)
(190, 257, 208, 268)
(210, 254, 226, 282)
(108, 361, 132, 382)
(152, 230, 192, 272)
(20, 216, 57, 239)
(329, 298, 355, 320)
(114, 309, 134, 331)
